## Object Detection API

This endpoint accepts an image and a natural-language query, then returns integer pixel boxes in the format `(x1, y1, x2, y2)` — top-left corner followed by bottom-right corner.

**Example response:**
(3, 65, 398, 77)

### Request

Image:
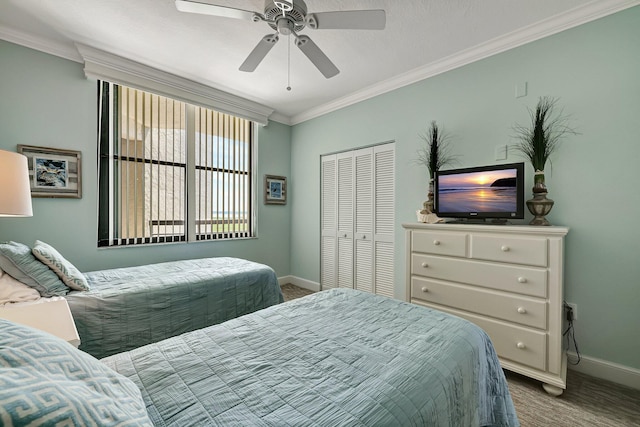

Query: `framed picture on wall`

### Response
(264, 175, 286, 205)
(17, 145, 82, 198)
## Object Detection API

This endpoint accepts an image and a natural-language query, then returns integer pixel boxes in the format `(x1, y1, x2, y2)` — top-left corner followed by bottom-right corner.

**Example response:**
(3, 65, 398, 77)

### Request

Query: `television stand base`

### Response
(490, 219, 509, 225)
(445, 218, 510, 225)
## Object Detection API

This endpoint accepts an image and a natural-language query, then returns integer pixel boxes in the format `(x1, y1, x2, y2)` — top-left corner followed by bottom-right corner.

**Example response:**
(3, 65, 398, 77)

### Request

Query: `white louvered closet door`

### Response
(336, 152, 354, 289)
(320, 155, 337, 290)
(354, 148, 373, 293)
(373, 144, 395, 298)
(320, 142, 395, 297)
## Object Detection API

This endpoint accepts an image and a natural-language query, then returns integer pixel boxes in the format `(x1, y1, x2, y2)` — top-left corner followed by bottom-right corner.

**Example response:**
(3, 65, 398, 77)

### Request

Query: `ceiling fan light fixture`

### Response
(176, 0, 385, 79)
(276, 17, 295, 35)
(264, 0, 306, 32)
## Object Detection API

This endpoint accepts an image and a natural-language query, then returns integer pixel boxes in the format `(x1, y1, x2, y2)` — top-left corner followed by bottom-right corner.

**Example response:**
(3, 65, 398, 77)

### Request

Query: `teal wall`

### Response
(290, 6, 640, 370)
(0, 40, 292, 276)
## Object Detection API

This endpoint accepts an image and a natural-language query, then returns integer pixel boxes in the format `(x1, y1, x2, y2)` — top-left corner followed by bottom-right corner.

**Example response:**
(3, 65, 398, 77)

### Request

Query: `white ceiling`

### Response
(0, 0, 637, 124)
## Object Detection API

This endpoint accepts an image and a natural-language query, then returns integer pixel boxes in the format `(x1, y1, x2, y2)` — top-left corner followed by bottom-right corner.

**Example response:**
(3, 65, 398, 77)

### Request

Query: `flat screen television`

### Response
(434, 162, 525, 222)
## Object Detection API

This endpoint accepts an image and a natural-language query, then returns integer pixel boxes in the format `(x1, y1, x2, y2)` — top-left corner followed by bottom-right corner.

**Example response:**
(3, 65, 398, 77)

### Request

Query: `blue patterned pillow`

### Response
(0, 319, 152, 426)
(32, 240, 90, 291)
(0, 241, 68, 297)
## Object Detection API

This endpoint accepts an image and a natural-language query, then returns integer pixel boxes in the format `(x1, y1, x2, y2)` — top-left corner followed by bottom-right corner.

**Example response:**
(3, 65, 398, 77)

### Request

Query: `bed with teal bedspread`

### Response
(66, 257, 284, 359)
(102, 288, 520, 426)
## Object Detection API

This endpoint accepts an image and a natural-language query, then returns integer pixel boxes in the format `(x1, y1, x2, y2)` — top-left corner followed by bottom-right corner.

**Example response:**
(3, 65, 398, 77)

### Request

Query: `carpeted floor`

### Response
(280, 284, 640, 426)
(281, 283, 315, 301)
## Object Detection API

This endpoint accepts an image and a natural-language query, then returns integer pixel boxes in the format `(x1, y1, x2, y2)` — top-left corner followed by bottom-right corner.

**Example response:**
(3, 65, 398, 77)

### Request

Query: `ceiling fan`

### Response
(175, 0, 386, 79)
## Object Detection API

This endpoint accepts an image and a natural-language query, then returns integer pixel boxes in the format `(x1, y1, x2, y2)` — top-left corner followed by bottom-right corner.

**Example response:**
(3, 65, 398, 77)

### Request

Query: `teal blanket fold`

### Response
(102, 288, 519, 426)
(67, 257, 283, 359)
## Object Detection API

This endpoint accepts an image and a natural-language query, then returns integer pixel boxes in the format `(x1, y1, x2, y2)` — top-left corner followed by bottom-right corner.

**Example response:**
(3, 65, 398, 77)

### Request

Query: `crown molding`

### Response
(268, 111, 292, 126)
(289, 0, 640, 125)
(0, 24, 82, 63)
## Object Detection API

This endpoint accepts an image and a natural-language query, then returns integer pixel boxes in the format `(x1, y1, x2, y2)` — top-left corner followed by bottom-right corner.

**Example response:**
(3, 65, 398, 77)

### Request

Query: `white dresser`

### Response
(402, 222, 569, 395)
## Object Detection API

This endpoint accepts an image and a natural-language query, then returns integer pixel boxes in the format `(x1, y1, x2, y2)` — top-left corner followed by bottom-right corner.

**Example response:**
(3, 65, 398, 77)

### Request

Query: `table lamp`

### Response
(0, 149, 33, 217)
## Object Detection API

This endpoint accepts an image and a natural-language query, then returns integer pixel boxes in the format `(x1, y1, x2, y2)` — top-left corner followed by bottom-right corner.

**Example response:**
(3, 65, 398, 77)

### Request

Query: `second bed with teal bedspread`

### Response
(67, 257, 283, 359)
(103, 288, 519, 426)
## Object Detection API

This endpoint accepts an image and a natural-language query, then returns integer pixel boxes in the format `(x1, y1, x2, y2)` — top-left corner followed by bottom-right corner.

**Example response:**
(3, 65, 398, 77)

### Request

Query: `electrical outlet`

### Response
(565, 302, 577, 321)
(515, 81, 528, 98)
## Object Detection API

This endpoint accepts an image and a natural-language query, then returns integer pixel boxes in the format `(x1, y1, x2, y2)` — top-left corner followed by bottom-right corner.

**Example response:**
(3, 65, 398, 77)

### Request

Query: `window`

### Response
(98, 82, 254, 246)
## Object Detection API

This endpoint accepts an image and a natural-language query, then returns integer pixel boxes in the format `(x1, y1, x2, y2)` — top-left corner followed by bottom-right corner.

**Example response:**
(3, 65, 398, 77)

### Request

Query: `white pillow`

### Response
(0, 268, 40, 304)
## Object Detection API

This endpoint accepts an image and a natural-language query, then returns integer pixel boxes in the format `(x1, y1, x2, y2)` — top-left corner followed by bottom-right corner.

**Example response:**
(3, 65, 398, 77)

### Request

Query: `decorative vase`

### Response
(417, 178, 437, 223)
(526, 170, 554, 226)
(423, 178, 435, 213)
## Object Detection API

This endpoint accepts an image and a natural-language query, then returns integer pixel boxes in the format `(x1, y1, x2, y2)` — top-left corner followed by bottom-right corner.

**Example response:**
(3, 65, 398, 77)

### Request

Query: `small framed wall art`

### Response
(17, 145, 82, 198)
(264, 174, 286, 205)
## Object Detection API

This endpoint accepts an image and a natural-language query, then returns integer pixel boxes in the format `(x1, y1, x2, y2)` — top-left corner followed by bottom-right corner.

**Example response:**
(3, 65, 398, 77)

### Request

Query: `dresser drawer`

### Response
(411, 230, 467, 257)
(470, 234, 548, 267)
(411, 254, 547, 298)
(411, 277, 547, 329)
(413, 301, 547, 371)
(464, 311, 546, 371)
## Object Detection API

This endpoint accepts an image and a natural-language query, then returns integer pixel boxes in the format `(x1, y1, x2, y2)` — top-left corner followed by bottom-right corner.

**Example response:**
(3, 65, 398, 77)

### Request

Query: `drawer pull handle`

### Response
(362, 235, 366, 239)
(517, 307, 527, 314)
(501, 245, 510, 252)
(517, 277, 527, 284)
(433, 240, 441, 246)
(421, 262, 429, 268)
(516, 342, 526, 350)
(421, 286, 429, 293)
(343, 233, 348, 238)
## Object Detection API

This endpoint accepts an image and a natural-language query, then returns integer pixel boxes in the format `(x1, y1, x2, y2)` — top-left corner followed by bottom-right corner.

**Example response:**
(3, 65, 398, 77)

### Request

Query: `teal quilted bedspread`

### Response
(102, 288, 519, 426)
(67, 257, 283, 359)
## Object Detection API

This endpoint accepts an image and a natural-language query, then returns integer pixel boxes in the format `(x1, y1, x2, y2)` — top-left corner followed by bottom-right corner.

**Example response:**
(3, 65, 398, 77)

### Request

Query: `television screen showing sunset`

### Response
(437, 169, 518, 213)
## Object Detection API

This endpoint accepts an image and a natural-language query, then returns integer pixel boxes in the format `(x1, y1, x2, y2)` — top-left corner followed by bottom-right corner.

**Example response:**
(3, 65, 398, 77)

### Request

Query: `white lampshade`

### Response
(0, 149, 33, 217)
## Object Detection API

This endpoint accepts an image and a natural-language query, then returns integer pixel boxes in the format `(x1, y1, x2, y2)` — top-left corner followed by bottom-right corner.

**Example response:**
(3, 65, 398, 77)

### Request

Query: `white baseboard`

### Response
(567, 351, 640, 390)
(277, 275, 321, 292)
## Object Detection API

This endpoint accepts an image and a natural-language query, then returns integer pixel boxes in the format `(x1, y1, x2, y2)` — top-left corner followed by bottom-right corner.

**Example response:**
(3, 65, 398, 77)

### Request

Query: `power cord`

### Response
(563, 301, 581, 365)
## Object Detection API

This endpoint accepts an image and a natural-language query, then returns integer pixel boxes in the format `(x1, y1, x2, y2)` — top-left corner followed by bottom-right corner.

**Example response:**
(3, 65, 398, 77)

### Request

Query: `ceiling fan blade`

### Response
(306, 10, 386, 30)
(175, 0, 256, 21)
(239, 34, 279, 72)
(295, 35, 339, 79)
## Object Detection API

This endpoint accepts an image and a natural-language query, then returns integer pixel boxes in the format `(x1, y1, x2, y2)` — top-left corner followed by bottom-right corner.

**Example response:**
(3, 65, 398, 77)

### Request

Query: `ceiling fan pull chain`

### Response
(287, 34, 292, 91)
